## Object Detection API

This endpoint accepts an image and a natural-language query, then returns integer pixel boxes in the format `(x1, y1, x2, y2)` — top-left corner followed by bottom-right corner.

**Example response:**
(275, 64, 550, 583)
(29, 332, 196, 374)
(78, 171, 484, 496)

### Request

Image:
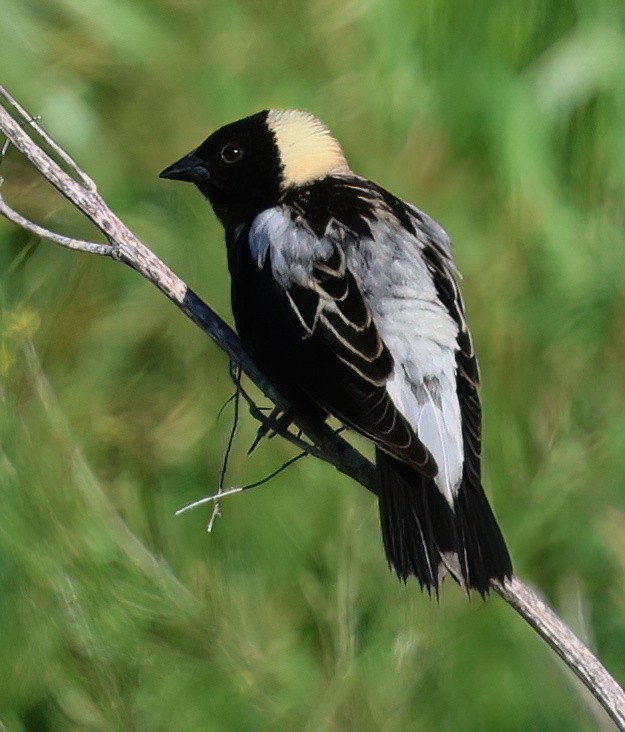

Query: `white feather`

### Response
(347, 219, 464, 503)
(249, 207, 465, 503)
(385, 364, 463, 504)
(248, 207, 334, 287)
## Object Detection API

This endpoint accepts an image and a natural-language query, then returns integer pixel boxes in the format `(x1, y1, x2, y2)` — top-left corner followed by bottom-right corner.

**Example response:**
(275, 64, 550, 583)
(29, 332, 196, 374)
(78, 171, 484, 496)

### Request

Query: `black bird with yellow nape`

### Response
(160, 110, 512, 595)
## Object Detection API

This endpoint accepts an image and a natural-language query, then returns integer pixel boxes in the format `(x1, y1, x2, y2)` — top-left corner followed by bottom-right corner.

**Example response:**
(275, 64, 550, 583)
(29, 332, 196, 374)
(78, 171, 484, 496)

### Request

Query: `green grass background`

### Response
(1, 1, 624, 729)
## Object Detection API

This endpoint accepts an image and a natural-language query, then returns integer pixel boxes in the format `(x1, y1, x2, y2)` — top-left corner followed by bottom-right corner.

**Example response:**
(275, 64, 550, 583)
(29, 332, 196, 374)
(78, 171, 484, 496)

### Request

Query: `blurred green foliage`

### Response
(1, 0, 624, 729)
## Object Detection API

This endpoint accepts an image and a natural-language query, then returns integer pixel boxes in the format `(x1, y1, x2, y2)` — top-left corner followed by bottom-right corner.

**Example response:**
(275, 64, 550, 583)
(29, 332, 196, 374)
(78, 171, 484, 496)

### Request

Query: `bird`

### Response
(160, 109, 512, 594)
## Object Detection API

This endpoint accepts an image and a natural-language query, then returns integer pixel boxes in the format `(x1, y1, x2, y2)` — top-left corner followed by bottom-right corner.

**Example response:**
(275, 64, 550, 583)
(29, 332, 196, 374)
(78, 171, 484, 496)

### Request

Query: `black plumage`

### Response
(160, 109, 512, 593)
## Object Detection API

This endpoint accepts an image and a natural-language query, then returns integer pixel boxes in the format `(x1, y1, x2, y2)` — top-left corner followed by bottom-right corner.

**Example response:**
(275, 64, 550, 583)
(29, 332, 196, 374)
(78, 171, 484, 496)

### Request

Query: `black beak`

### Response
(159, 151, 210, 183)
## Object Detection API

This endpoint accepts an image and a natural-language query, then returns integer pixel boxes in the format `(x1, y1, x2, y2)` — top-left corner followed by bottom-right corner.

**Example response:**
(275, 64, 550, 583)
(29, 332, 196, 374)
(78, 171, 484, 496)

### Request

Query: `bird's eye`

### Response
(221, 143, 243, 163)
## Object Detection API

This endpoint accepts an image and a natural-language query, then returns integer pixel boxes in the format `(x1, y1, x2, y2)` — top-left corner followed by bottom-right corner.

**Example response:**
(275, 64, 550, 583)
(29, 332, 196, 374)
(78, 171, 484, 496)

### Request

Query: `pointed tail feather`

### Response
(376, 449, 511, 594)
(454, 479, 513, 594)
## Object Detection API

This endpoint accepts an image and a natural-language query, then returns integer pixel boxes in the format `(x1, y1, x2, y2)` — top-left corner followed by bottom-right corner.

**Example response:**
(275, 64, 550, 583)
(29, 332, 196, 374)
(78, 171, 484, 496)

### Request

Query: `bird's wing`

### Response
(284, 184, 473, 504)
(248, 206, 438, 476)
(349, 197, 478, 504)
(410, 205, 482, 490)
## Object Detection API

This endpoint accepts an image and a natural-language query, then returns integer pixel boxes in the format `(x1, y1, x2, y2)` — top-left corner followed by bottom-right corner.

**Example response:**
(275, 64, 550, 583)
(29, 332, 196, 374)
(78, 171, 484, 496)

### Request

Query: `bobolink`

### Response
(160, 110, 512, 594)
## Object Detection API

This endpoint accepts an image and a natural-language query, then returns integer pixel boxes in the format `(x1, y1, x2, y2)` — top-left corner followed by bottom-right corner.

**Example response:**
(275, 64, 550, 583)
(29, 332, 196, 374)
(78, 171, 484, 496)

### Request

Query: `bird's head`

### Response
(160, 109, 351, 225)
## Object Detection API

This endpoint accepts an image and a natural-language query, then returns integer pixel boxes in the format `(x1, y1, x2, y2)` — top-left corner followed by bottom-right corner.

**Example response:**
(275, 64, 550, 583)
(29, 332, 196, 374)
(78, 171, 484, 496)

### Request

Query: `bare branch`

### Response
(175, 485, 245, 515)
(1, 86, 623, 730)
(493, 577, 624, 728)
(0, 85, 97, 191)
(0, 196, 112, 255)
(176, 449, 308, 517)
(208, 362, 242, 532)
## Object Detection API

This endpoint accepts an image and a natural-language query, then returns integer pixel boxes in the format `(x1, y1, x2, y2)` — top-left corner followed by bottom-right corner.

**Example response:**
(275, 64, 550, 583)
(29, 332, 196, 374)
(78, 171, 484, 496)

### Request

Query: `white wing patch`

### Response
(248, 206, 336, 287)
(249, 206, 465, 503)
(247, 208, 286, 267)
(386, 366, 463, 504)
(346, 219, 464, 503)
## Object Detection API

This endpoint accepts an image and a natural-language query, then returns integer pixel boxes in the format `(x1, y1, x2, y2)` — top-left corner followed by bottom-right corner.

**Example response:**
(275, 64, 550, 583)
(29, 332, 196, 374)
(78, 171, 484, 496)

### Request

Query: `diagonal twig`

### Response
(0, 198, 112, 255)
(0, 86, 623, 730)
(175, 449, 308, 517)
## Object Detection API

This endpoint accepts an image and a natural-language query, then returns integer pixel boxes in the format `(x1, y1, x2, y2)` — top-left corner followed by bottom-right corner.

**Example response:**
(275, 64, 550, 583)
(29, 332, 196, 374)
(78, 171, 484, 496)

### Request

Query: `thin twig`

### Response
(493, 577, 624, 728)
(219, 360, 241, 491)
(0, 86, 96, 191)
(176, 450, 308, 517)
(216, 392, 237, 421)
(1, 86, 623, 730)
(0, 197, 112, 255)
(207, 361, 242, 532)
(175, 485, 245, 515)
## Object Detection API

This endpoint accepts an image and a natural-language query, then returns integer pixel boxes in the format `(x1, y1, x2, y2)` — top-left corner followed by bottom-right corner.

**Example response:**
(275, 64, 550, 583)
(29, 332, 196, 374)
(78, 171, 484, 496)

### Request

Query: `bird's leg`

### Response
(247, 406, 296, 455)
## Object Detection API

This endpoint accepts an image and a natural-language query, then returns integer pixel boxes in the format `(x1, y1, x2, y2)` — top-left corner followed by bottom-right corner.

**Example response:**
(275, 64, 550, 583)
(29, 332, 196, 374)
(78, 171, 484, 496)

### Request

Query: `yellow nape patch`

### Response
(267, 109, 351, 188)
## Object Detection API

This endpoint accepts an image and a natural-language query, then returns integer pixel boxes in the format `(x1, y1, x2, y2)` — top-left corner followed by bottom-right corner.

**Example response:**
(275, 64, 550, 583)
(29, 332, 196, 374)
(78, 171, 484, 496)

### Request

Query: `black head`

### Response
(160, 109, 351, 228)
(160, 111, 282, 226)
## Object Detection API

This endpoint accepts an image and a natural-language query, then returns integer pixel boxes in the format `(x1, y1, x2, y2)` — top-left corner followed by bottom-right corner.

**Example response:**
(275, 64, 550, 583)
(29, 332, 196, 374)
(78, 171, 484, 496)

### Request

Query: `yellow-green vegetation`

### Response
(1, 1, 624, 730)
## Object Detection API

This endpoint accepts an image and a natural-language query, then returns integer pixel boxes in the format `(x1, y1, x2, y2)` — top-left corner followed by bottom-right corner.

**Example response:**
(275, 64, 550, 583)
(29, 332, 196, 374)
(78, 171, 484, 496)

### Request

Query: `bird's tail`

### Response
(376, 449, 512, 594)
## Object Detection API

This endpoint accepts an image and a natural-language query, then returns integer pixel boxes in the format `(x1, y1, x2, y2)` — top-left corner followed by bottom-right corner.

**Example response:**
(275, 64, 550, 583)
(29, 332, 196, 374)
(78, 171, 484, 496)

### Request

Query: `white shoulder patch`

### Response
(266, 109, 351, 188)
(248, 206, 334, 287)
(248, 208, 289, 268)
